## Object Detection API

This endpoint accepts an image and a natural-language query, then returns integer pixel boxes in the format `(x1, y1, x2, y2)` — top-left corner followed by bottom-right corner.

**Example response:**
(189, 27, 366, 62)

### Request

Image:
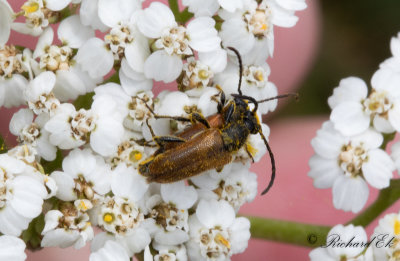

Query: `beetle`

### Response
(138, 47, 297, 195)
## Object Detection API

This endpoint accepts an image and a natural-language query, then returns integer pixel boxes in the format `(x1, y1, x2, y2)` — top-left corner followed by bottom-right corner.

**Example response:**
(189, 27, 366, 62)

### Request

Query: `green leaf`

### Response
(0, 135, 7, 153)
(40, 149, 63, 174)
(73, 92, 95, 110)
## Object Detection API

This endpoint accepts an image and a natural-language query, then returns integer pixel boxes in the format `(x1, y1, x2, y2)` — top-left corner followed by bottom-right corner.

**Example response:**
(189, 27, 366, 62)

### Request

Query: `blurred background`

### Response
(2, 0, 400, 260)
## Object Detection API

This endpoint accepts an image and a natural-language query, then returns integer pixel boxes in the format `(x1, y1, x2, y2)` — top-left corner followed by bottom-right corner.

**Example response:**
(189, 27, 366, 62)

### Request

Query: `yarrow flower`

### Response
(308, 121, 394, 213)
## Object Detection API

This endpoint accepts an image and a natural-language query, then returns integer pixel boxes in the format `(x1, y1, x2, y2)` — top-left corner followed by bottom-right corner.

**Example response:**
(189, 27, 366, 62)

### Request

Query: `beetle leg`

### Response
(146, 119, 186, 149)
(190, 112, 210, 128)
(132, 138, 157, 147)
(224, 102, 235, 123)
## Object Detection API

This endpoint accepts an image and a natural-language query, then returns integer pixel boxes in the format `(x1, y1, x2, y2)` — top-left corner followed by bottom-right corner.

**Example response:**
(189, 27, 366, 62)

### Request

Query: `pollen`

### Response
(198, 69, 209, 80)
(246, 143, 258, 157)
(215, 233, 230, 249)
(261, 23, 268, 31)
(254, 70, 264, 82)
(394, 219, 400, 235)
(130, 151, 142, 162)
(21, 2, 39, 15)
(79, 201, 88, 211)
(103, 213, 114, 224)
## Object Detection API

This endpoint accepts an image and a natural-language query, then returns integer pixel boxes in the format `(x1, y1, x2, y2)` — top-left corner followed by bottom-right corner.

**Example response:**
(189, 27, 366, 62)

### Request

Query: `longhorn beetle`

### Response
(138, 47, 297, 195)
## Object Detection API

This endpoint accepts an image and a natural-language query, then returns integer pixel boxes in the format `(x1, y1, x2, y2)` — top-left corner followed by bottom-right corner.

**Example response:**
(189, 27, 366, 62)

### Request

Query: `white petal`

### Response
(388, 103, 400, 132)
(330, 102, 370, 136)
(33, 27, 54, 59)
(10, 176, 46, 218)
(311, 121, 346, 159)
(351, 128, 383, 150)
(161, 182, 198, 209)
(90, 240, 130, 261)
(391, 34, 400, 58)
(220, 18, 255, 55)
(218, 0, 243, 12)
(41, 228, 80, 248)
(53, 69, 87, 101)
(0, 0, 13, 46)
(0, 235, 27, 261)
(9, 109, 33, 136)
(326, 224, 367, 258)
(3, 75, 28, 108)
(275, 0, 307, 11)
(308, 155, 342, 189)
(362, 149, 394, 189)
(118, 228, 151, 256)
(229, 217, 250, 254)
(80, 0, 108, 32)
(154, 230, 189, 245)
(111, 165, 148, 201)
(187, 17, 220, 52)
(58, 15, 95, 48)
(199, 48, 227, 73)
(98, 0, 141, 27)
(332, 176, 369, 213)
(371, 68, 400, 97)
(182, 0, 219, 17)
(0, 206, 30, 236)
(76, 38, 114, 78)
(51, 171, 76, 201)
(119, 61, 152, 96)
(144, 50, 183, 83)
(46, 0, 71, 11)
(309, 248, 335, 261)
(137, 2, 176, 38)
(125, 41, 150, 73)
(328, 77, 368, 109)
(90, 118, 124, 156)
(196, 200, 235, 228)
(373, 115, 395, 134)
(270, 1, 299, 28)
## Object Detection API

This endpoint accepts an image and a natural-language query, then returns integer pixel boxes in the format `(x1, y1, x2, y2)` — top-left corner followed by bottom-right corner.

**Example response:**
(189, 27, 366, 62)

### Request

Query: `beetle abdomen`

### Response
(139, 129, 232, 183)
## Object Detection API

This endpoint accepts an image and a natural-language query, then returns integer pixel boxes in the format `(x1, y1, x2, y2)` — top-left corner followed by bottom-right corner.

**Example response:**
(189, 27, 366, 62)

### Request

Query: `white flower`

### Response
(0, 0, 13, 46)
(31, 23, 98, 101)
(0, 45, 29, 108)
(309, 224, 372, 261)
(45, 95, 125, 156)
(45, 0, 81, 11)
(11, 0, 49, 36)
(144, 243, 188, 261)
(187, 200, 250, 260)
(90, 240, 130, 261)
(191, 163, 257, 211)
(330, 72, 400, 136)
(51, 148, 111, 202)
(9, 109, 57, 161)
(41, 206, 94, 249)
(219, 0, 306, 58)
(0, 154, 47, 236)
(308, 121, 394, 213)
(24, 71, 60, 115)
(0, 235, 27, 261)
(145, 182, 197, 245)
(91, 164, 150, 255)
(371, 211, 400, 261)
(137, 2, 221, 83)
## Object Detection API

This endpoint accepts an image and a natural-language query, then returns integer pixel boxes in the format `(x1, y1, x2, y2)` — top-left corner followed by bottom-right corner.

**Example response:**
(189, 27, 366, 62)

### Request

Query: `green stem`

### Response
(248, 217, 330, 247)
(168, 0, 194, 24)
(248, 179, 400, 247)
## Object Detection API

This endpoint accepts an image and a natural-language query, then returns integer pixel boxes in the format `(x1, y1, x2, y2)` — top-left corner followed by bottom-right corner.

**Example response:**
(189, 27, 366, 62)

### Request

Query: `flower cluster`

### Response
(310, 210, 400, 261)
(0, 0, 306, 259)
(308, 32, 400, 213)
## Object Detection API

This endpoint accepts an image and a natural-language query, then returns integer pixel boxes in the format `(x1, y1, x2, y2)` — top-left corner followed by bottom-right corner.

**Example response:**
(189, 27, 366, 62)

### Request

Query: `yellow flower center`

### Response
(21, 2, 39, 16)
(215, 233, 230, 249)
(103, 213, 114, 224)
(394, 219, 400, 235)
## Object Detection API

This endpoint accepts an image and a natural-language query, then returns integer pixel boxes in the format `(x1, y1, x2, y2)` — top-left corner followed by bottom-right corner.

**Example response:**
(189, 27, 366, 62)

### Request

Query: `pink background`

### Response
(3, 0, 398, 260)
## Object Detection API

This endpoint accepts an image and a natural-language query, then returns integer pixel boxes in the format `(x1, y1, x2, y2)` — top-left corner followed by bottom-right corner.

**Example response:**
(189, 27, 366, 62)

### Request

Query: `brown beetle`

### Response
(138, 47, 296, 195)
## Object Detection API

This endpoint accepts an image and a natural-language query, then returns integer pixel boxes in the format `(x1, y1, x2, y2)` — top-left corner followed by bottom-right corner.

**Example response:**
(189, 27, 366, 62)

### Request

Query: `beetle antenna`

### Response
(259, 130, 276, 195)
(227, 47, 243, 96)
(257, 93, 299, 104)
